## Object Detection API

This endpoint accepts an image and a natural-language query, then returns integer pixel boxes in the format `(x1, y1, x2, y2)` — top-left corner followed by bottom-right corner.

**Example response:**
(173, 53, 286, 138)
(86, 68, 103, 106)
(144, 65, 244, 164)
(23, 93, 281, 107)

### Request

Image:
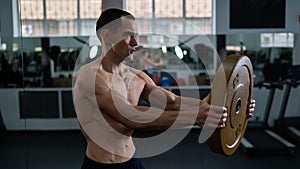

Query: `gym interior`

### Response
(0, 0, 300, 168)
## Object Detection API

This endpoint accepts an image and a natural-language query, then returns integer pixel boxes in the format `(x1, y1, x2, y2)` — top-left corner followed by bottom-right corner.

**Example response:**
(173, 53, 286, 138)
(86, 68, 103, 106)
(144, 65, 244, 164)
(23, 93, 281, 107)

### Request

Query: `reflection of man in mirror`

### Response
(11, 57, 23, 87)
(139, 50, 163, 78)
(0, 53, 11, 87)
(140, 50, 163, 70)
(41, 48, 52, 87)
(73, 8, 255, 169)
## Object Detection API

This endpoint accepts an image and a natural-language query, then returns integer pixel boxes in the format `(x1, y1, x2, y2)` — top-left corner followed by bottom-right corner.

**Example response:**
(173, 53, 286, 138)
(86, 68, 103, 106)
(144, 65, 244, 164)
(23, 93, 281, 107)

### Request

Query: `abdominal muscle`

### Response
(81, 113, 135, 164)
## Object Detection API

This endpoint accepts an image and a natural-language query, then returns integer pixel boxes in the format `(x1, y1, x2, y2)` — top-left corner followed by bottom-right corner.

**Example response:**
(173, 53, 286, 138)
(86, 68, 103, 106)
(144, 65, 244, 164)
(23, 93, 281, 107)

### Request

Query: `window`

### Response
(155, 0, 183, 18)
(46, 0, 78, 36)
(185, 0, 212, 34)
(80, 0, 102, 36)
(126, 0, 152, 18)
(19, 0, 44, 36)
(261, 33, 294, 48)
(19, 0, 102, 36)
(185, 0, 212, 18)
(19, 0, 213, 36)
(125, 0, 213, 35)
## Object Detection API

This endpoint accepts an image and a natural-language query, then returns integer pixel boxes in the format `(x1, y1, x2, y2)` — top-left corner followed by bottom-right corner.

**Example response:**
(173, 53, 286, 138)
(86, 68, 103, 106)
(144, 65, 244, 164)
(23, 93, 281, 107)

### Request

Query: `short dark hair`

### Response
(95, 8, 135, 32)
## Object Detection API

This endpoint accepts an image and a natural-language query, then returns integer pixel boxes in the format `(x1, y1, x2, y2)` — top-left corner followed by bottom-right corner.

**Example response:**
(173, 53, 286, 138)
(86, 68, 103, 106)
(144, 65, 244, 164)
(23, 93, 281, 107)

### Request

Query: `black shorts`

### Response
(81, 155, 145, 169)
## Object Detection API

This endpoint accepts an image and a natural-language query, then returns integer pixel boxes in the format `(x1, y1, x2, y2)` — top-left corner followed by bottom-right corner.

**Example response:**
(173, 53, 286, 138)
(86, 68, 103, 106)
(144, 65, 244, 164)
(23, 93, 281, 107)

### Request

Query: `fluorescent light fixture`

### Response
(89, 45, 98, 59)
(162, 45, 167, 54)
(34, 47, 42, 52)
(174, 46, 183, 59)
(1, 43, 7, 50)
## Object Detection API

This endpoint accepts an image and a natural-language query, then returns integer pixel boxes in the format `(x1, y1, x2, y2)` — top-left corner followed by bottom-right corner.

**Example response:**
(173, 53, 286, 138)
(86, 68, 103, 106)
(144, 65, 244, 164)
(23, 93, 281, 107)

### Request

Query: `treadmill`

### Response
(274, 65, 300, 144)
(240, 63, 296, 155)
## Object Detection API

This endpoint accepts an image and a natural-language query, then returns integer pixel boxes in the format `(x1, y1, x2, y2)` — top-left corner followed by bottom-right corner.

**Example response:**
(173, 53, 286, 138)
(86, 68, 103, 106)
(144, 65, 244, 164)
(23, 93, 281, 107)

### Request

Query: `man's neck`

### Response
(100, 49, 124, 73)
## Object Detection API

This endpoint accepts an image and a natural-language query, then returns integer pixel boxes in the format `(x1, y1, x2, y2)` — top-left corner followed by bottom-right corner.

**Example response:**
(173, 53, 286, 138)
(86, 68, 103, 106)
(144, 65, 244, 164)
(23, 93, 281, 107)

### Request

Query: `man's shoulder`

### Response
(126, 65, 155, 85)
(74, 59, 101, 87)
(78, 59, 99, 73)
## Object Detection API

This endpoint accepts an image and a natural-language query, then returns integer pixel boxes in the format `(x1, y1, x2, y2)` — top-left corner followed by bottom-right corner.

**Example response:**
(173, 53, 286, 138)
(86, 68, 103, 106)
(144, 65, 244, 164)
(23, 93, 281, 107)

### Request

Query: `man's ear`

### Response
(100, 29, 112, 42)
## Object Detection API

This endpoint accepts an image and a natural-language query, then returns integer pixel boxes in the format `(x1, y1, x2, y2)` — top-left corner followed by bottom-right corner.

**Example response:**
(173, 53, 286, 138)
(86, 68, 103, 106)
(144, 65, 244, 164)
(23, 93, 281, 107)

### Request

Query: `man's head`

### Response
(96, 8, 135, 37)
(96, 8, 138, 60)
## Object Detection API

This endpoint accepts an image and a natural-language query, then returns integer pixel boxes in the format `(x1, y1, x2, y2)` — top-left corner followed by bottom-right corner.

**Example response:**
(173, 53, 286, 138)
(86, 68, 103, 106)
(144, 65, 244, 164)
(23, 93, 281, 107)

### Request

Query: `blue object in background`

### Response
(159, 76, 173, 86)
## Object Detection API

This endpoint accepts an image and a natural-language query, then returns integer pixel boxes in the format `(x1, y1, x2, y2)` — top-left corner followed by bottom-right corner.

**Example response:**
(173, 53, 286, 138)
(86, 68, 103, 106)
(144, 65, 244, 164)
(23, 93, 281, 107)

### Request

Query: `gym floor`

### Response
(0, 129, 299, 169)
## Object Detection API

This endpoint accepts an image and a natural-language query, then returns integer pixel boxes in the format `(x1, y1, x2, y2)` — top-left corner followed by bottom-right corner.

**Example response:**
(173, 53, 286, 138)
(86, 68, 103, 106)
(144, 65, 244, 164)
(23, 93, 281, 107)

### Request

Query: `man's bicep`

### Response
(95, 90, 125, 119)
(141, 84, 179, 110)
(95, 90, 155, 129)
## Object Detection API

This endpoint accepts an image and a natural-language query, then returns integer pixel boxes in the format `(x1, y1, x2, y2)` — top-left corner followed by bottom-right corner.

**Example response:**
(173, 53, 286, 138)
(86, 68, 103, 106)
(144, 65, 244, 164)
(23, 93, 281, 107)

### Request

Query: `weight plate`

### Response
(207, 54, 254, 156)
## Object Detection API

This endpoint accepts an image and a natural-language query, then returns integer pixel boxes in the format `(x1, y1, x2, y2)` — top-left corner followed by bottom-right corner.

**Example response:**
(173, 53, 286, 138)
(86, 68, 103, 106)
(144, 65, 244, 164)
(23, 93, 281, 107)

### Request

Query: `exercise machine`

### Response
(240, 63, 296, 155)
(274, 65, 300, 144)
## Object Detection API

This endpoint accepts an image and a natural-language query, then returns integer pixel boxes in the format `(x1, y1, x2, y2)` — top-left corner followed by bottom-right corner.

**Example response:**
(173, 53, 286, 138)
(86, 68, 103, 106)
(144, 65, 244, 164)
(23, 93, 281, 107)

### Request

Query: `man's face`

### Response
(110, 18, 138, 60)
